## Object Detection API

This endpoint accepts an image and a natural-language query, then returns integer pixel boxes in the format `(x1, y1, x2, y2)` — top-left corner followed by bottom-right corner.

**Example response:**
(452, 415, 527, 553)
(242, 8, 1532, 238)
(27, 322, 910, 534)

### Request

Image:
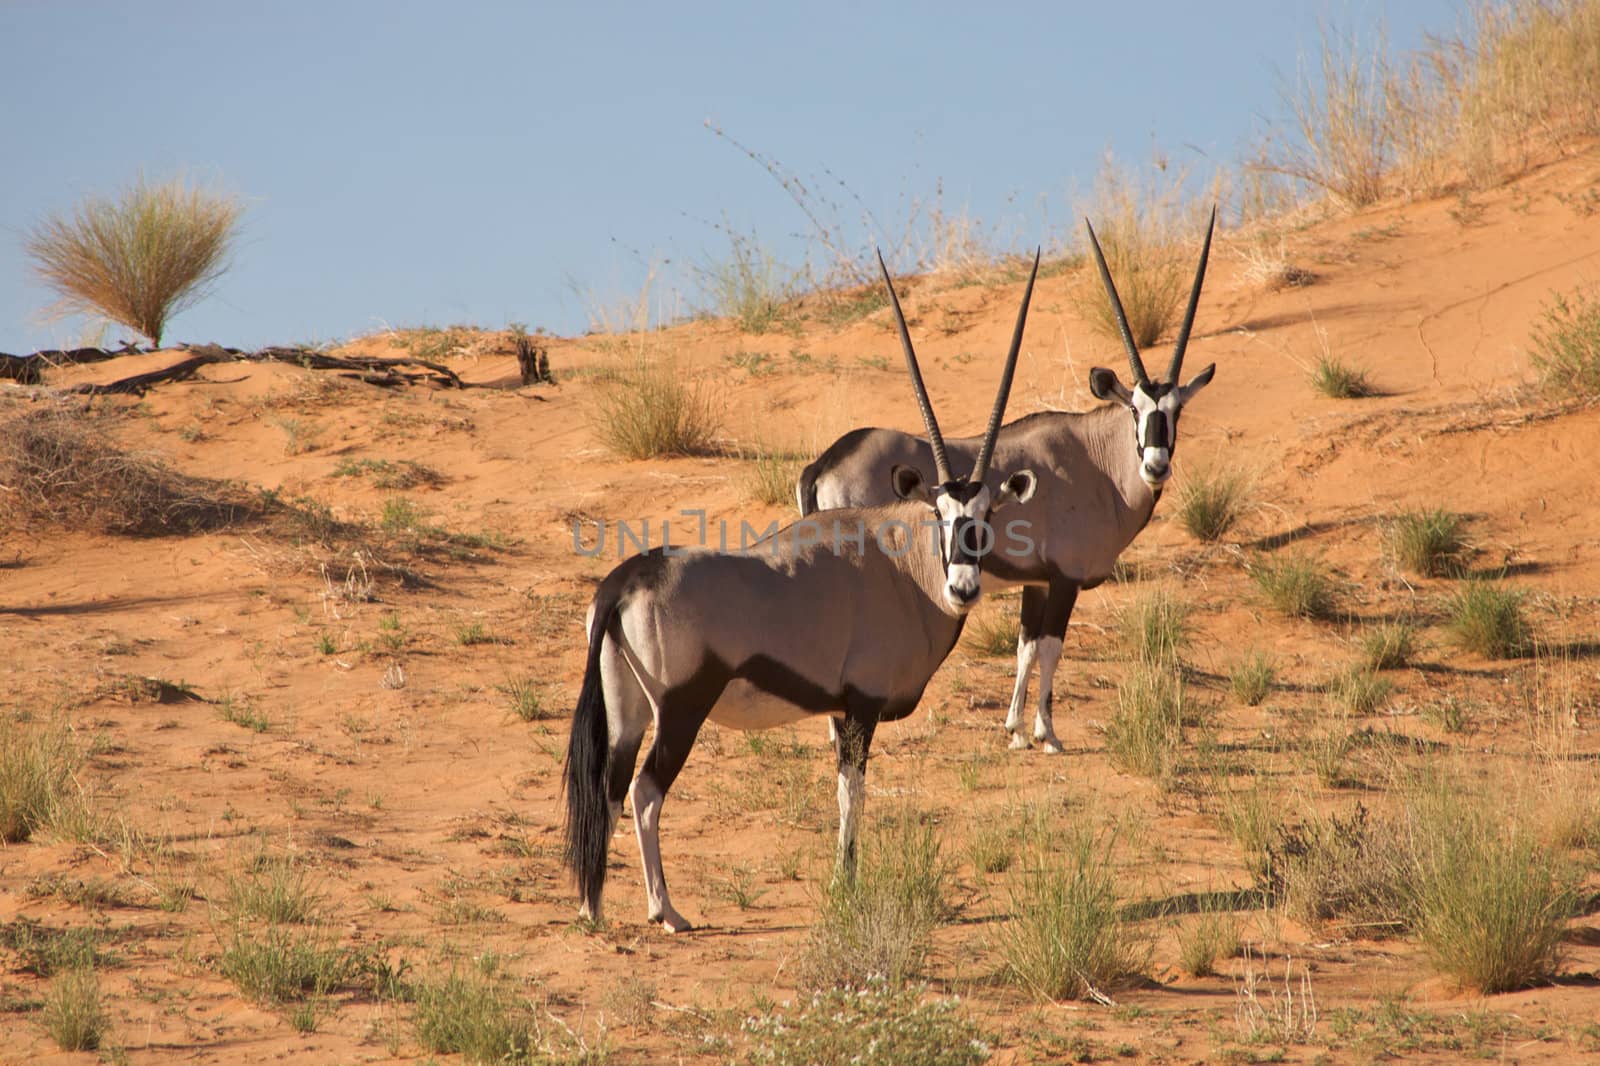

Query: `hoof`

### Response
(657, 911, 693, 933)
(1038, 738, 1065, 754)
(1007, 733, 1031, 751)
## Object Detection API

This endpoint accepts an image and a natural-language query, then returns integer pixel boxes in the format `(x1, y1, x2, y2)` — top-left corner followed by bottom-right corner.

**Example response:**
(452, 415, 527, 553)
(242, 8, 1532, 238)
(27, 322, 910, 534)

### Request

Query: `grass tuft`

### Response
(1177, 908, 1242, 978)
(586, 352, 721, 459)
(23, 174, 242, 346)
(1118, 588, 1191, 666)
(1327, 668, 1394, 716)
(216, 923, 355, 1004)
(796, 815, 952, 990)
(696, 226, 793, 333)
(1446, 581, 1530, 658)
(1529, 284, 1600, 397)
(0, 717, 81, 845)
(412, 964, 540, 1064)
(1000, 821, 1147, 1001)
(1310, 353, 1376, 398)
(962, 609, 1019, 658)
(1105, 664, 1185, 783)
(1385, 509, 1471, 577)
(1358, 621, 1418, 670)
(41, 966, 109, 1052)
(742, 980, 988, 1066)
(1251, 554, 1336, 620)
(742, 444, 806, 507)
(1229, 650, 1276, 706)
(1175, 464, 1251, 541)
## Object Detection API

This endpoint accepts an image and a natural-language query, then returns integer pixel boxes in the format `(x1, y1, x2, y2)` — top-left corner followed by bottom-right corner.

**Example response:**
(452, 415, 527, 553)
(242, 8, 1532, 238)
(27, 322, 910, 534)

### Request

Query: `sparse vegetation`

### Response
(1000, 821, 1147, 1001)
(1359, 621, 1418, 670)
(1177, 908, 1242, 977)
(697, 226, 793, 333)
(1175, 464, 1251, 541)
(796, 815, 952, 990)
(1386, 509, 1471, 577)
(1310, 353, 1375, 398)
(216, 923, 356, 1004)
(41, 966, 109, 1052)
(222, 849, 322, 924)
(1229, 650, 1276, 706)
(587, 351, 722, 459)
(1118, 587, 1191, 665)
(1252, 554, 1336, 620)
(0, 716, 80, 845)
(1105, 664, 1185, 782)
(1530, 284, 1600, 397)
(742, 980, 988, 1066)
(1446, 580, 1530, 658)
(1327, 668, 1394, 716)
(412, 964, 540, 1063)
(500, 676, 550, 721)
(23, 174, 242, 346)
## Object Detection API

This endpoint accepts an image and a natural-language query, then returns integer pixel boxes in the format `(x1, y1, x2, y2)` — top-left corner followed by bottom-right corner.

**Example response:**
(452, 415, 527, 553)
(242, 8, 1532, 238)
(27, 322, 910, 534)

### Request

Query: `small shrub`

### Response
(1385, 509, 1470, 577)
(962, 610, 1019, 658)
(1177, 909, 1242, 977)
(217, 923, 355, 1004)
(412, 966, 539, 1064)
(1105, 664, 1184, 782)
(1359, 621, 1417, 670)
(41, 966, 108, 1052)
(587, 353, 721, 459)
(1310, 353, 1375, 398)
(1000, 822, 1147, 1001)
(1409, 786, 1577, 993)
(741, 980, 989, 1066)
(1530, 285, 1600, 398)
(1229, 650, 1276, 706)
(222, 850, 322, 924)
(1268, 805, 1411, 929)
(1176, 464, 1251, 541)
(1446, 581, 1530, 658)
(23, 174, 242, 346)
(0, 717, 80, 844)
(795, 816, 951, 990)
(1251, 555, 1336, 620)
(1327, 668, 1394, 716)
(1118, 588, 1191, 665)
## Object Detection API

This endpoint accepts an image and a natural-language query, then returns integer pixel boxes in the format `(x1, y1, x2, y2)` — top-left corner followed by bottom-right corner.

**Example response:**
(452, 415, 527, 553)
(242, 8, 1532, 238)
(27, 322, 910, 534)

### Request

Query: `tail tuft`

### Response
(564, 589, 621, 917)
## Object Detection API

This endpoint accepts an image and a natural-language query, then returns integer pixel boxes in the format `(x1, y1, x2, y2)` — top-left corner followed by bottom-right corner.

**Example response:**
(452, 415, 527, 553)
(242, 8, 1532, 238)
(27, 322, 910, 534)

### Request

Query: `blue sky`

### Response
(0, 1, 1462, 351)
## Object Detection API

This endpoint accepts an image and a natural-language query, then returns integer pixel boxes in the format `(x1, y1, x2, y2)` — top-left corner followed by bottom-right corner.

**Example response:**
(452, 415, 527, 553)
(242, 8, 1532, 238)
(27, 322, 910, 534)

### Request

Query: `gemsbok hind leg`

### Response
(630, 698, 711, 932)
(1005, 586, 1047, 749)
(1031, 579, 1081, 754)
(577, 640, 650, 925)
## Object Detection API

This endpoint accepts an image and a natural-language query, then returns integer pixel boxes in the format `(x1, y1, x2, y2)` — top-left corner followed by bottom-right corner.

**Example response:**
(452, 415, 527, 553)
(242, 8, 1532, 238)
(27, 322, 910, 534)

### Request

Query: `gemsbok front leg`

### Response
(1005, 586, 1047, 749)
(1028, 578, 1080, 754)
(832, 706, 880, 878)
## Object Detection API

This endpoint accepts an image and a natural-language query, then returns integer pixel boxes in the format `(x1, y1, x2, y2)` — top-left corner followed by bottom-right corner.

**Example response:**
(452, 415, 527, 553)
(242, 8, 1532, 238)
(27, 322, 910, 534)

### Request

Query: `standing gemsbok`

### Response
(564, 252, 1041, 931)
(798, 210, 1217, 753)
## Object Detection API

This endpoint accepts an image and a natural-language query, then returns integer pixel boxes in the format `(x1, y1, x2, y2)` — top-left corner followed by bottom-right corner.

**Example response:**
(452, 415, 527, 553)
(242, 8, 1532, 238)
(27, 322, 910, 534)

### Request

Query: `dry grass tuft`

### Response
(23, 174, 242, 347)
(1175, 464, 1252, 541)
(586, 351, 721, 459)
(1530, 283, 1600, 398)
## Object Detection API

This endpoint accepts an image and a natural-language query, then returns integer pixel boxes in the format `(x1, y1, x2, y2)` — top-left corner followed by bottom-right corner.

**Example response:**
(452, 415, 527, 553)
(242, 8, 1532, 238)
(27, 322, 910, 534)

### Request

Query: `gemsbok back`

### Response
(798, 210, 1218, 753)
(564, 251, 1041, 931)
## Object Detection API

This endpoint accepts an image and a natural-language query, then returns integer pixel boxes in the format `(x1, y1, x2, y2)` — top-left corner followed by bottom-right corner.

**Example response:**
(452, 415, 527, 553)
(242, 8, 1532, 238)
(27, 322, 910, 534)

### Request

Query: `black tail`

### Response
(796, 459, 822, 517)
(564, 584, 623, 916)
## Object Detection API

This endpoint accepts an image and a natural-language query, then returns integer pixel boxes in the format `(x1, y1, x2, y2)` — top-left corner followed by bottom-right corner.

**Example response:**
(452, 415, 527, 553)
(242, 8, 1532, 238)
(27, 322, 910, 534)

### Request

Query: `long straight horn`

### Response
(877, 250, 952, 484)
(1084, 218, 1151, 388)
(971, 248, 1040, 484)
(1165, 204, 1216, 384)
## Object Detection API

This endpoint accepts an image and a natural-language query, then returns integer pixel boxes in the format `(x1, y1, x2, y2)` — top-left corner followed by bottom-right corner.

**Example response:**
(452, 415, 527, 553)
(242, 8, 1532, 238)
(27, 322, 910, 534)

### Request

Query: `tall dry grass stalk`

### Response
(24, 175, 242, 347)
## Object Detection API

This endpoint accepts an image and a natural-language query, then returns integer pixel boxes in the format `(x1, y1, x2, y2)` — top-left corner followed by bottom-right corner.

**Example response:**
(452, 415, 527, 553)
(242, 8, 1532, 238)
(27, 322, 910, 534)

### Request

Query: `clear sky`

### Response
(0, 1, 1464, 352)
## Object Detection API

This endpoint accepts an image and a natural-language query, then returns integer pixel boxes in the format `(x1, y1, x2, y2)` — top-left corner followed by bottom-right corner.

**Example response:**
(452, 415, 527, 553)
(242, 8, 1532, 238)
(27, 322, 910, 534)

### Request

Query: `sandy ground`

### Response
(2, 145, 1599, 1064)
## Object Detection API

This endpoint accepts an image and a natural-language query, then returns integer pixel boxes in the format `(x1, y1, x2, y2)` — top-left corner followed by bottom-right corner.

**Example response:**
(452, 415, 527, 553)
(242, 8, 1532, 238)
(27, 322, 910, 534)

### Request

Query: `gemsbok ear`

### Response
(994, 469, 1037, 509)
(1089, 367, 1133, 404)
(1179, 363, 1216, 403)
(890, 464, 933, 502)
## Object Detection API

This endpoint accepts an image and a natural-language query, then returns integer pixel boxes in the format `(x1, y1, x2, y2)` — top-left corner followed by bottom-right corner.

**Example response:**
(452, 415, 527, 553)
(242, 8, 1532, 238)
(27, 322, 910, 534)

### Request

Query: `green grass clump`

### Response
(1446, 581, 1530, 658)
(1385, 509, 1470, 577)
(1229, 650, 1276, 706)
(1105, 664, 1185, 783)
(1177, 909, 1242, 977)
(587, 353, 721, 459)
(413, 965, 540, 1064)
(217, 923, 356, 1004)
(1175, 465, 1251, 541)
(742, 980, 988, 1066)
(1310, 354, 1375, 398)
(1251, 555, 1336, 620)
(23, 174, 242, 347)
(499, 676, 550, 722)
(1530, 284, 1600, 398)
(1359, 621, 1418, 670)
(0, 920, 109, 976)
(41, 966, 109, 1052)
(223, 850, 322, 924)
(796, 815, 952, 990)
(1000, 822, 1147, 1001)
(0, 717, 80, 844)
(1118, 588, 1191, 665)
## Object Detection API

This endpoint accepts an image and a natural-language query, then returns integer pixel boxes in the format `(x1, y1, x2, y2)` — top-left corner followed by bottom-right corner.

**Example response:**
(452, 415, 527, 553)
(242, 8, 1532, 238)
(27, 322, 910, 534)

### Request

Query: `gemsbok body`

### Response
(564, 252, 1040, 931)
(798, 211, 1218, 753)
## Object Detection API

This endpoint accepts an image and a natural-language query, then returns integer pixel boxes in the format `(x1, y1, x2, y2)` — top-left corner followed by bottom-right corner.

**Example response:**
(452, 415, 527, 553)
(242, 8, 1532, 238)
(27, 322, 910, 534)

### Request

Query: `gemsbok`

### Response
(798, 210, 1217, 753)
(564, 251, 1041, 931)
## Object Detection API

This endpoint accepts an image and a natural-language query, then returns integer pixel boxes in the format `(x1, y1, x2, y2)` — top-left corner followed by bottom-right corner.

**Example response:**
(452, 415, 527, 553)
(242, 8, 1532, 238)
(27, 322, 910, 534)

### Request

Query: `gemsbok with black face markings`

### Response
(564, 252, 1041, 931)
(798, 210, 1218, 753)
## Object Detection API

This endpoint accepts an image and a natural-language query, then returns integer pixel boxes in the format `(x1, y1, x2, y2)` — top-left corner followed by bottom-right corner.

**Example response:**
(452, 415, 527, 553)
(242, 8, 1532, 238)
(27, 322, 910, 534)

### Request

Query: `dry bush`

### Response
(0, 407, 258, 536)
(0, 716, 83, 845)
(695, 224, 794, 333)
(1268, 803, 1412, 931)
(23, 174, 242, 347)
(586, 350, 721, 459)
(1069, 156, 1202, 347)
